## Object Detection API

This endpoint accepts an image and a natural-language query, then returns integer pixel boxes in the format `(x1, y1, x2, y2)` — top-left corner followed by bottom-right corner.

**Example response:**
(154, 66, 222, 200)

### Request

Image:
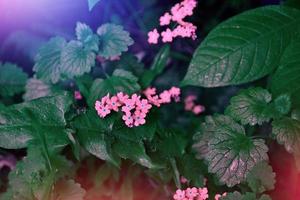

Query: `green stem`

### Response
(169, 158, 181, 189)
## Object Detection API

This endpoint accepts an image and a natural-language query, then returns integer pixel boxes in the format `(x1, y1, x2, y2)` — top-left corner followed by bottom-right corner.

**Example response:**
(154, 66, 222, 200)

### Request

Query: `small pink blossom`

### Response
(136, 99, 152, 113)
(95, 101, 111, 118)
(122, 113, 134, 127)
(117, 92, 129, 103)
(198, 188, 208, 200)
(74, 91, 83, 100)
(148, 29, 160, 44)
(180, 176, 188, 184)
(160, 12, 172, 26)
(159, 90, 172, 103)
(193, 105, 205, 115)
(133, 111, 146, 126)
(161, 28, 173, 43)
(122, 98, 135, 114)
(215, 193, 227, 200)
(185, 187, 198, 199)
(144, 87, 157, 97)
(107, 96, 121, 112)
(185, 101, 195, 111)
(169, 87, 181, 98)
(173, 189, 186, 200)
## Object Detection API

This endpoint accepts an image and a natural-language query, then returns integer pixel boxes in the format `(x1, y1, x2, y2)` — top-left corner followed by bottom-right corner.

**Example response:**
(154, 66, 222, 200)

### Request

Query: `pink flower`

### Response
(107, 96, 121, 112)
(160, 12, 172, 26)
(185, 95, 197, 103)
(169, 87, 181, 97)
(147, 95, 161, 107)
(185, 101, 195, 111)
(133, 111, 146, 126)
(122, 113, 134, 127)
(148, 29, 160, 44)
(161, 28, 173, 43)
(95, 101, 111, 118)
(74, 91, 83, 100)
(117, 92, 129, 103)
(144, 87, 157, 97)
(214, 193, 226, 200)
(173, 189, 186, 200)
(185, 187, 198, 199)
(136, 99, 152, 113)
(198, 188, 208, 200)
(159, 90, 172, 103)
(122, 98, 135, 114)
(180, 176, 188, 184)
(193, 105, 205, 115)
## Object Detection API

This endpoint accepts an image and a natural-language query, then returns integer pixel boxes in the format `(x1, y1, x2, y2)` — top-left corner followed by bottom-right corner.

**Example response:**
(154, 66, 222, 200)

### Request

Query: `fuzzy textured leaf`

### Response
(246, 161, 276, 193)
(225, 87, 272, 125)
(222, 192, 271, 200)
(0, 93, 72, 149)
(271, 39, 300, 107)
(60, 41, 96, 79)
(97, 23, 133, 58)
(205, 115, 269, 187)
(76, 22, 99, 51)
(0, 63, 28, 97)
(272, 117, 300, 153)
(33, 37, 66, 84)
(182, 6, 300, 87)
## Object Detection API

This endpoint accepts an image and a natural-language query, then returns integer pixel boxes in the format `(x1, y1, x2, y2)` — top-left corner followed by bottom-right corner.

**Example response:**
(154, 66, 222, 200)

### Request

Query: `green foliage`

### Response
(140, 45, 170, 88)
(76, 22, 99, 51)
(97, 23, 134, 58)
(246, 161, 276, 194)
(270, 39, 300, 108)
(221, 192, 271, 200)
(0, 93, 72, 150)
(225, 87, 272, 125)
(198, 115, 269, 187)
(182, 6, 300, 87)
(0, 63, 28, 97)
(274, 94, 291, 115)
(272, 117, 300, 153)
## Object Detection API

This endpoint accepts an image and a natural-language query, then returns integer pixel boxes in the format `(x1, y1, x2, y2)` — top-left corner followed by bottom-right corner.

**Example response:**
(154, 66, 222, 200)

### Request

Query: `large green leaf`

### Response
(182, 6, 300, 87)
(246, 161, 276, 194)
(204, 115, 268, 187)
(272, 117, 300, 153)
(270, 39, 300, 108)
(60, 41, 96, 79)
(222, 192, 271, 200)
(87, 70, 140, 107)
(0, 63, 28, 97)
(0, 93, 72, 150)
(75, 22, 99, 51)
(72, 110, 120, 167)
(33, 37, 66, 84)
(225, 87, 272, 125)
(97, 23, 134, 58)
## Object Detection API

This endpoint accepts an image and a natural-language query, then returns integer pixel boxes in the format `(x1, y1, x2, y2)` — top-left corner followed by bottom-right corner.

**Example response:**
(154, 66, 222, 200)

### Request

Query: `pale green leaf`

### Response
(75, 22, 99, 51)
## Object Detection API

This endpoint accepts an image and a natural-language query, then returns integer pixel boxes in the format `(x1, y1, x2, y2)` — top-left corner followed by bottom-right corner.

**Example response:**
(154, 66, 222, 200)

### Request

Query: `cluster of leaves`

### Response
(0, 3, 300, 200)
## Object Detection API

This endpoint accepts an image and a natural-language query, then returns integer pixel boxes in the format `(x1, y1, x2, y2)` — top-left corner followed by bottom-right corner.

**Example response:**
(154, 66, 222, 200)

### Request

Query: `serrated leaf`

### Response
(221, 192, 270, 200)
(0, 93, 72, 150)
(60, 41, 96, 79)
(204, 115, 269, 187)
(274, 94, 291, 115)
(271, 39, 300, 108)
(87, 70, 140, 107)
(23, 78, 62, 101)
(182, 6, 300, 87)
(97, 23, 133, 58)
(52, 179, 86, 200)
(113, 139, 156, 168)
(246, 161, 276, 193)
(140, 45, 170, 88)
(88, 0, 101, 11)
(76, 22, 99, 51)
(272, 117, 300, 153)
(225, 87, 272, 125)
(0, 63, 28, 97)
(72, 110, 120, 167)
(33, 37, 66, 84)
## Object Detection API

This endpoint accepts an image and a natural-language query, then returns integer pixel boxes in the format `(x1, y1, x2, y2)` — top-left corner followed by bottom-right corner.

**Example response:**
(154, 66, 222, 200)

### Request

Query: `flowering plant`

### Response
(0, 0, 300, 199)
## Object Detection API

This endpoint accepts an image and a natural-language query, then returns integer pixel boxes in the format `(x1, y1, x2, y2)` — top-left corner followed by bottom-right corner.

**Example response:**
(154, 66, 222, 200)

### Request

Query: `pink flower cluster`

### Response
(173, 187, 208, 200)
(184, 95, 205, 115)
(95, 87, 181, 127)
(215, 193, 227, 200)
(148, 0, 197, 44)
(74, 91, 83, 100)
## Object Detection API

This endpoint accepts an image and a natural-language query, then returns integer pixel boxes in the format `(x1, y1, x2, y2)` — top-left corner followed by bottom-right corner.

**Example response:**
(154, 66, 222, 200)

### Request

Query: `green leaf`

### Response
(60, 41, 96, 79)
(97, 23, 134, 58)
(75, 75, 94, 99)
(113, 139, 156, 168)
(182, 6, 300, 87)
(140, 45, 170, 87)
(222, 192, 271, 200)
(87, 70, 140, 107)
(52, 179, 86, 200)
(76, 22, 99, 52)
(33, 37, 66, 84)
(270, 39, 300, 108)
(72, 110, 120, 167)
(0, 93, 72, 150)
(88, 0, 101, 11)
(272, 117, 300, 153)
(23, 78, 62, 101)
(225, 87, 272, 125)
(274, 94, 291, 115)
(0, 63, 28, 97)
(204, 115, 269, 187)
(246, 161, 276, 193)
